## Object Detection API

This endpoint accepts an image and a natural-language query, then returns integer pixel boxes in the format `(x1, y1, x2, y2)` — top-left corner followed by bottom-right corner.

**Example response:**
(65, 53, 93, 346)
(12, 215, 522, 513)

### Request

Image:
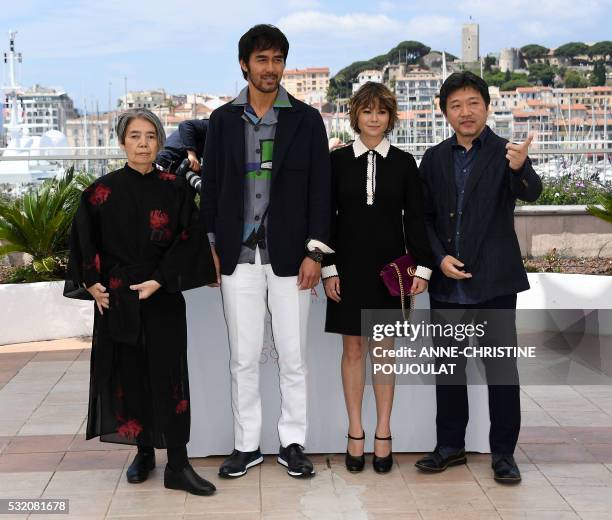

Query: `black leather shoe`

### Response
(372, 434, 393, 474)
(218, 448, 264, 479)
(345, 431, 365, 472)
(126, 451, 155, 483)
(492, 454, 521, 483)
(164, 463, 216, 495)
(278, 443, 315, 478)
(415, 446, 467, 472)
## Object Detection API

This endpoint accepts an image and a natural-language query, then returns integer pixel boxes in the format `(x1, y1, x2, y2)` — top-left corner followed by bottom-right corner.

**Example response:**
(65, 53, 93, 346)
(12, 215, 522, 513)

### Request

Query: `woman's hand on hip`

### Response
(87, 283, 109, 314)
(323, 276, 341, 302)
(130, 280, 162, 300)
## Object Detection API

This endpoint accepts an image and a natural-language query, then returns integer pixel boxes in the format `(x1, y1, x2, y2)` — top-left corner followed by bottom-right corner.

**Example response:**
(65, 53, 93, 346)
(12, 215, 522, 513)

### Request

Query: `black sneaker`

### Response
(218, 448, 263, 479)
(277, 443, 315, 478)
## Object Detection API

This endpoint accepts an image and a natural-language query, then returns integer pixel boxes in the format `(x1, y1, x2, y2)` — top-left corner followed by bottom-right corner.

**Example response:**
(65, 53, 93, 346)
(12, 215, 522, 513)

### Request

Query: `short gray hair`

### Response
(116, 108, 166, 150)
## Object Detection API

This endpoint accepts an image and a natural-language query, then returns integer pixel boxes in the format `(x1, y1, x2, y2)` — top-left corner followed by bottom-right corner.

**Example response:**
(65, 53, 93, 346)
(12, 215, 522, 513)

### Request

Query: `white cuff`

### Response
(415, 265, 432, 281)
(321, 265, 339, 279)
(307, 239, 335, 254)
(207, 232, 216, 245)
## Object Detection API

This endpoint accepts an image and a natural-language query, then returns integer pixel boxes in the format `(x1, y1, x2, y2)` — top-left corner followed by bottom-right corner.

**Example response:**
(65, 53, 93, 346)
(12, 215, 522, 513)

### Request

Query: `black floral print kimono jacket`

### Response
(66, 164, 216, 448)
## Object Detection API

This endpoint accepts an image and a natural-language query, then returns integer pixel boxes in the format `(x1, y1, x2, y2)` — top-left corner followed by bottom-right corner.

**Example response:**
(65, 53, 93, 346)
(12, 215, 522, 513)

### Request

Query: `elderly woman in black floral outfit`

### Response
(66, 108, 216, 495)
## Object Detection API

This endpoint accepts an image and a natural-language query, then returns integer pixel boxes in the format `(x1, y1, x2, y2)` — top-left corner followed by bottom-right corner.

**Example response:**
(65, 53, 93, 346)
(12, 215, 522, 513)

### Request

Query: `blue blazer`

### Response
(200, 93, 331, 277)
(419, 130, 542, 303)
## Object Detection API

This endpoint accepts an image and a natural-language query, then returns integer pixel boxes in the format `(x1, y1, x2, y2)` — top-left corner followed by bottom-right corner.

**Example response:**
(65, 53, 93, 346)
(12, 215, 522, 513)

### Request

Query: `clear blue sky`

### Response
(2, 0, 611, 111)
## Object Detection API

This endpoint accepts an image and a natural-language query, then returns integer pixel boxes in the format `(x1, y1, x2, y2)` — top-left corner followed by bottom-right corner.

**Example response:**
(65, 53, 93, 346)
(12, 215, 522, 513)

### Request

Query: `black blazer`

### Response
(200, 93, 331, 276)
(419, 129, 542, 303)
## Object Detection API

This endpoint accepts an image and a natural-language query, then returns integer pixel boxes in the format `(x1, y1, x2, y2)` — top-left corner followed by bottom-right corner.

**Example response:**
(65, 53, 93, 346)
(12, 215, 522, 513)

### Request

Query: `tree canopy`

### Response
(520, 44, 549, 60)
(554, 42, 590, 58)
(564, 70, 588, 88)
(588, 41, 612, 58)
(528, 63, 557, 86)
(500, 78, 531, 91)
(591, 61, 607, 86)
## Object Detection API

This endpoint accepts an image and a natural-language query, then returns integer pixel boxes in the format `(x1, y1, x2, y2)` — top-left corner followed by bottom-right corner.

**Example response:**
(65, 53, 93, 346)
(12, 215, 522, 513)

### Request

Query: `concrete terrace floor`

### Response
(1, 339, 612, 519)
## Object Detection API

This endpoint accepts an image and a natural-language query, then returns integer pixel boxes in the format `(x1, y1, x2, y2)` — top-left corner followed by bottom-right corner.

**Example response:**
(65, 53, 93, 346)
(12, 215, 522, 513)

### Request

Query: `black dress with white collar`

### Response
(322, 138, 434, 336)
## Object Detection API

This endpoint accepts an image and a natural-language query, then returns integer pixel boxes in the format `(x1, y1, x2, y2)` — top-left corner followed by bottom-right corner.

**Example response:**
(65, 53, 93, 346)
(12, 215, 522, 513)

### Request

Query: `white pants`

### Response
(220, 248, 311, 451)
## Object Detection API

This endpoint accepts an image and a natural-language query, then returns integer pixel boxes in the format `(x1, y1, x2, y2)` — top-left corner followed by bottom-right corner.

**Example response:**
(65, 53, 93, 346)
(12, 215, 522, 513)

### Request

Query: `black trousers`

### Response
(429, 293, 521, 455)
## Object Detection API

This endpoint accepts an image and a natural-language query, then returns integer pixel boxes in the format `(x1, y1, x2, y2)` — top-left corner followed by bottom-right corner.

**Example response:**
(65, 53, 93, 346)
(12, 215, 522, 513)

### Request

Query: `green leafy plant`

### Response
(520, 175, 611, 206)
(0, 167, 95, 282)
(6, 258, 68, 283)
(522, 257, 539, 272)
(587, 192, 612, 224)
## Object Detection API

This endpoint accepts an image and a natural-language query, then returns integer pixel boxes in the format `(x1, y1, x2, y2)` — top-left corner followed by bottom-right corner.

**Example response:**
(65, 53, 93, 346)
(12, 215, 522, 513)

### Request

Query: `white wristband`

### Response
(415, 265, 432, 281)
(321, 265, 339, 279)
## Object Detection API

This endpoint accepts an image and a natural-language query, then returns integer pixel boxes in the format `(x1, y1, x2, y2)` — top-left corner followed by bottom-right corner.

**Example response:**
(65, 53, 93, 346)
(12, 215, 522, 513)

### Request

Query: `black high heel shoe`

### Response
(373, 434, 393, 474)
(345, 431, 365, 472)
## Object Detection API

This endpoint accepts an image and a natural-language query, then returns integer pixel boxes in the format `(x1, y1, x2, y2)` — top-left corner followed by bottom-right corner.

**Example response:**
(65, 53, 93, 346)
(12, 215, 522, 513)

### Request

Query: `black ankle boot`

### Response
(345, 431, 365, 472)
(372, 434, 393, 474)
(164, 463, 216, 496)
(126, 450, 155, 483)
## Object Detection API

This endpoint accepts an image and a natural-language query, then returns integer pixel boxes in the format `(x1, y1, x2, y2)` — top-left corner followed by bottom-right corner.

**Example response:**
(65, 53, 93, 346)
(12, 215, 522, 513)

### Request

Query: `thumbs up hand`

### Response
(505, 134, 534, 171)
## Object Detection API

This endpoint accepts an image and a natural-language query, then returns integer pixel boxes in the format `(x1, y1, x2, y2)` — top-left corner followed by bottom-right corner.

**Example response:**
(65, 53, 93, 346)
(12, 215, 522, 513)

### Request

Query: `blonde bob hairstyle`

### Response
(349, 81, 398, 135)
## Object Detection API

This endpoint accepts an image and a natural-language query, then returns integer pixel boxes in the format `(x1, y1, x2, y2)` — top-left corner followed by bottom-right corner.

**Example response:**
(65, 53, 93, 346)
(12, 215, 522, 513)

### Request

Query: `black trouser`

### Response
(137, 444, 188, 470)
(429, 294, 521, 455)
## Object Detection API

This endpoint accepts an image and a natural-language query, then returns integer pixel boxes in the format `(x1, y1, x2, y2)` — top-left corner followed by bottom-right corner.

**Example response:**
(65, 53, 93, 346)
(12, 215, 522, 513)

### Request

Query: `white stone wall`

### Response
(0, 281, 93, 345)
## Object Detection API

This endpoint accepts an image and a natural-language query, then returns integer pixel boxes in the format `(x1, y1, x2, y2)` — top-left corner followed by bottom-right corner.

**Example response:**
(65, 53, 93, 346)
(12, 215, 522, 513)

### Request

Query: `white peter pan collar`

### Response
(352, 136, 390, 205)
(352, 135, 391, 159)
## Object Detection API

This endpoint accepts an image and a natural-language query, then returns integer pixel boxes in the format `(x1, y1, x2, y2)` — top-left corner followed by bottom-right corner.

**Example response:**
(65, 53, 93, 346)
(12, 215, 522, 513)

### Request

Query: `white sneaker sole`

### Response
(277, 457, 316, 477)
(222, 455, 264, 478)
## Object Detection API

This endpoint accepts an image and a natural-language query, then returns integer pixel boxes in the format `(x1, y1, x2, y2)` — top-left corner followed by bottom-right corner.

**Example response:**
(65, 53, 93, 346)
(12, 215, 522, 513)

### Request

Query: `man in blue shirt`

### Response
(416, 72, 542, 483)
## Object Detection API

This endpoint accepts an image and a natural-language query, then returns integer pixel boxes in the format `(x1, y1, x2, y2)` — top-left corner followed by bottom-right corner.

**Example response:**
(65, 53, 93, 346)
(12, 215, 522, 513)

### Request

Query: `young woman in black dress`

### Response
(322, 83, 434, 473)
(66, 108, 217, 495)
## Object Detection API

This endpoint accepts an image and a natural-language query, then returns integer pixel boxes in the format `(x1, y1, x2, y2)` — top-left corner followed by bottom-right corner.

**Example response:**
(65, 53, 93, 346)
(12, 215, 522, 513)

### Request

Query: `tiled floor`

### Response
(1, 339, 612, 519)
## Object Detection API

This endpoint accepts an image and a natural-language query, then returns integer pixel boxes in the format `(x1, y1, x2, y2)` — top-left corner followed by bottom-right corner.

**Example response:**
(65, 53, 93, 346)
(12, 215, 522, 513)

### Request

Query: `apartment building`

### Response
(282, 67, 330, 101)
(15, 84, 78, 136)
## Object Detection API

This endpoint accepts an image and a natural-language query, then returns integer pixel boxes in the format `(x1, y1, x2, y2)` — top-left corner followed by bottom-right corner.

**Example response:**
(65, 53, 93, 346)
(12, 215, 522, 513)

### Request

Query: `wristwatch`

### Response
(306, 251, 324, 263)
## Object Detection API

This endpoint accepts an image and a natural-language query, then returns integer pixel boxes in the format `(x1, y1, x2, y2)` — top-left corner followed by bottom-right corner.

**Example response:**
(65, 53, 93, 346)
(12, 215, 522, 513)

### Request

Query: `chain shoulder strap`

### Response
(390, 262, 415, 321)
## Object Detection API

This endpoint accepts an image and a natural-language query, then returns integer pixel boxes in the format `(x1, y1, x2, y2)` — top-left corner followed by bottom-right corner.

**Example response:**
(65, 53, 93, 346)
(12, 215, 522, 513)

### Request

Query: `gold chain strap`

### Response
(390, 263, 415, 321)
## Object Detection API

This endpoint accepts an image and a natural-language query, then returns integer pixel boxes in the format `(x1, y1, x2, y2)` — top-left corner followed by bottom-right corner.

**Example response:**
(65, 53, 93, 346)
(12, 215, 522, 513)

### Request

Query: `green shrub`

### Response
(0, 167, 95, 282)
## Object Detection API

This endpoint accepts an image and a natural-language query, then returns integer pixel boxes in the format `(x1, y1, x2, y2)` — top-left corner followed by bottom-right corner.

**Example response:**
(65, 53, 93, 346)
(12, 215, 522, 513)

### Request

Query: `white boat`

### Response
(0, 31, 64, 186)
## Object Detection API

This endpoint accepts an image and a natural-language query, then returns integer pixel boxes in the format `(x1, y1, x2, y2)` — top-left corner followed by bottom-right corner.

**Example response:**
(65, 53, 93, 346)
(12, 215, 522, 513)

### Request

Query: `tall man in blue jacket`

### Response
(415, 72, 542, 483)
(201, 24, 331, 479)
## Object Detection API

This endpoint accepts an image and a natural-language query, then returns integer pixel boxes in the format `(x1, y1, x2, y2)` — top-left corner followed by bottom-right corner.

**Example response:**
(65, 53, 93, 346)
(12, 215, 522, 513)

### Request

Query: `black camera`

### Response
(175, 158, 202, 194)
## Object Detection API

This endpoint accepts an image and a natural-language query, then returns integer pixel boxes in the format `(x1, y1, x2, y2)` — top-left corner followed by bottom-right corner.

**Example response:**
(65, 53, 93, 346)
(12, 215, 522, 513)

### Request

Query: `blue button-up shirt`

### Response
(432, 126, 490, 304)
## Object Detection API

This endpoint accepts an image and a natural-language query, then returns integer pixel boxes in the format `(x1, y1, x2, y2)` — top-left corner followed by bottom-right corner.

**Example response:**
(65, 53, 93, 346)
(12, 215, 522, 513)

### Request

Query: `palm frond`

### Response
(0, 167, 95, 261)
(587, 192, 612, 224)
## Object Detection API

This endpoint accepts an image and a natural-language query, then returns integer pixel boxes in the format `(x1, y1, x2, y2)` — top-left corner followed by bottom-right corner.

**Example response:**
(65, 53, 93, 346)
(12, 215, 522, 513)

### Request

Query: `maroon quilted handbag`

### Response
(380, 252, 417, 320)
